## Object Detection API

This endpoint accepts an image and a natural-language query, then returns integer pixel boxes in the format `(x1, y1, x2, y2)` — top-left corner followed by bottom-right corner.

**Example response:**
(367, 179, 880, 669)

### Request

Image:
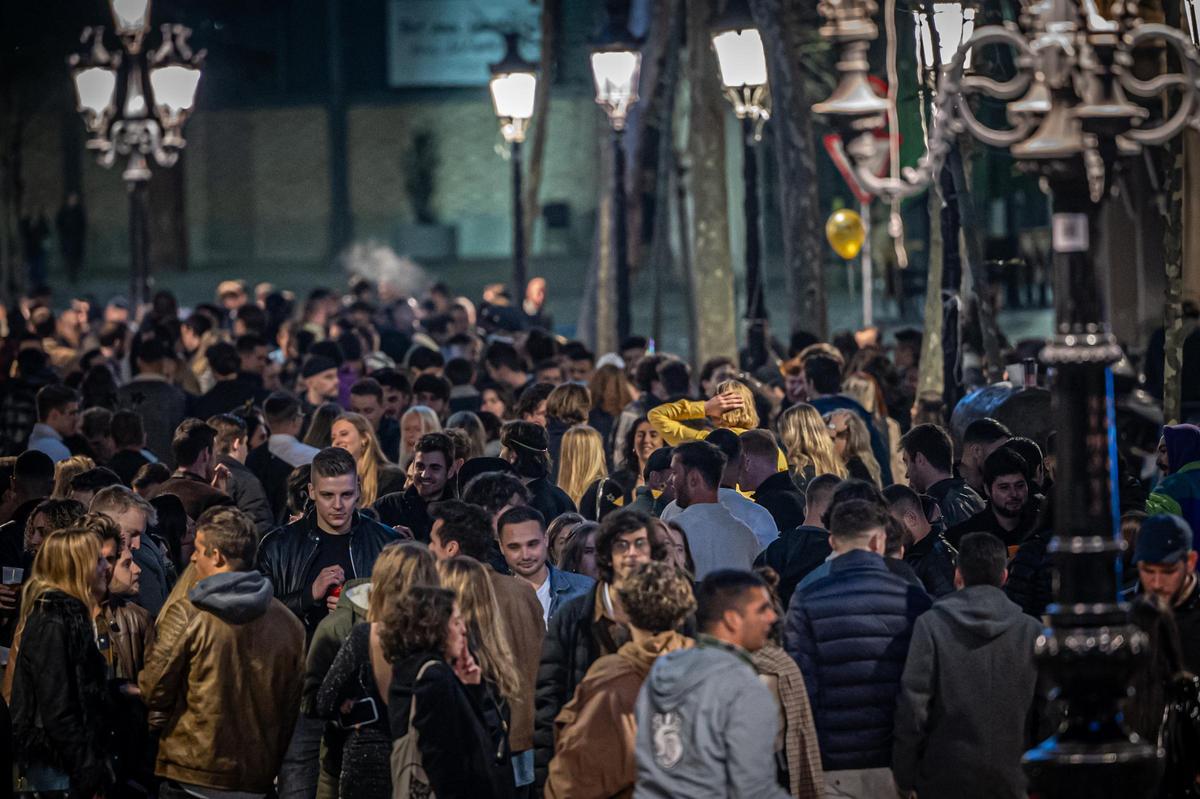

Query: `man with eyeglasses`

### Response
(533, 509, 667, 790)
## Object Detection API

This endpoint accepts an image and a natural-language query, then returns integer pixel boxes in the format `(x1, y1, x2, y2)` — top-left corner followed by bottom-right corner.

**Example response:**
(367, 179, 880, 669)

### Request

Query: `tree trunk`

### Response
(916, 185, 945, 403)
(1164, 133, 1184, 424)
(751, 0, 827, 339)
(949, 141, 1004, 383)
(684, 0, 737, 365)
(521, 0, 561, 257)
(583, 115, 617, 354)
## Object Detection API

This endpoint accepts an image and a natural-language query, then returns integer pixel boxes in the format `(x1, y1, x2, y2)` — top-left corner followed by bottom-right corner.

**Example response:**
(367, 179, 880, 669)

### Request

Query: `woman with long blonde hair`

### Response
(588, 363, 633, 419)
(398, 405, 441, 469)
(8, 527, 113, 794)
(331, 412, 405, 505)
(435, 556, 522, 704)
(843, 371, 906, 486)
(557, 425, 609, 507)
(777, 403, 847, 487)
(51, 455, 96, 499)
(314, 542, 437, 799)
(826, 409, 882, 487)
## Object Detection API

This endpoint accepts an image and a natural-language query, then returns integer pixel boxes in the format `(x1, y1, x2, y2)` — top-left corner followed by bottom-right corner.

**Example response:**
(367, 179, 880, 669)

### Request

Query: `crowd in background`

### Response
(0, 274, 1197, 799)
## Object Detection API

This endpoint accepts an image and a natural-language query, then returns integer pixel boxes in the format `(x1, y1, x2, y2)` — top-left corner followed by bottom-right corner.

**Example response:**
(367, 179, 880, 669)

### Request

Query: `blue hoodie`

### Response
(1147, 424, 1200, 540)
(634, 641, 790, 799)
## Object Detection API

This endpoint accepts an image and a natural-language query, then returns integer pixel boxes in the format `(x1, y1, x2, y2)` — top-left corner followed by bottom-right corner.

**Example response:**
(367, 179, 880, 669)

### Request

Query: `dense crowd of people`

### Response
(0, 275, 1197, 799)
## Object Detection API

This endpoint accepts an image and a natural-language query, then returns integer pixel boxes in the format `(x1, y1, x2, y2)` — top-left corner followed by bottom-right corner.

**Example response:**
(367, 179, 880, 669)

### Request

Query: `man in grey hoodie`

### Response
(634, 569, 791, 799)
(892, 531, 1042, 799)
(140, 506, 305, 798)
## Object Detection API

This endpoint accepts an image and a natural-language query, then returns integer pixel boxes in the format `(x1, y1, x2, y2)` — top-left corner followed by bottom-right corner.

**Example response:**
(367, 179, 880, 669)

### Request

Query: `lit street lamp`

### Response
(710, 0, 771, 370)
(590, 4, 642, 343)
(489, 32, 538, 305)
(69, 0, 204, 310)
(816, 0, 1200, 793)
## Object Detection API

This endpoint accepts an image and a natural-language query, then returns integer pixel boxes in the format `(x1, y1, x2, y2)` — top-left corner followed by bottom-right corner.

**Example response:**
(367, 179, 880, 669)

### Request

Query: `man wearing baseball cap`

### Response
(1135, 514, 1200, 672)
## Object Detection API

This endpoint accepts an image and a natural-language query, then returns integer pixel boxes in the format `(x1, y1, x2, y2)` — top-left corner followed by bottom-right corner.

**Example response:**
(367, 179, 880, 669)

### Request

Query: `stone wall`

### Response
(40, 92, 601, 272)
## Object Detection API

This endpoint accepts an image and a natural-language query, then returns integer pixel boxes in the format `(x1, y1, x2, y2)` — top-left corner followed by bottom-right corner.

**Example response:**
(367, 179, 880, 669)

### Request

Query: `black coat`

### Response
(256, 509, 400, 637)
(751, 471, 807, 533)
(10, 591, 113, 799)
(246, 443, 295, 525)
(373, 487, 433, 543)
(389, 652, 513, 799)
(1004, 528, 1054, 619)
(946, 500, 1039, 549)
(533, 585, 607, 787)
(527, 477, 576, 524)
(905, 533, 958, 598)
(190, 375, 268, 421)
(754, 524, 831, 610)
(107, 449, 150, 487)
(926, 477, 986, 530)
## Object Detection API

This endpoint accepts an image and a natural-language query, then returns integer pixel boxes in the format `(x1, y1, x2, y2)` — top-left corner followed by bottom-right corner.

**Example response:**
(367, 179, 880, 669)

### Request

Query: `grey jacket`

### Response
(892, 584, 1041, 799)
(634, 640, 790, 799)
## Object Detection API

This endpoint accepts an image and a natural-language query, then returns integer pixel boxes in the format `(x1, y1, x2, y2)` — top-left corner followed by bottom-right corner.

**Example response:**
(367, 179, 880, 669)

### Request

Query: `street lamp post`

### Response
(710, 0, 771, 370)
(489, 32, 538, 305)
(69, 0, 204, 311)
(590, 5, 642, 344)
(816, 0, 1200, 793)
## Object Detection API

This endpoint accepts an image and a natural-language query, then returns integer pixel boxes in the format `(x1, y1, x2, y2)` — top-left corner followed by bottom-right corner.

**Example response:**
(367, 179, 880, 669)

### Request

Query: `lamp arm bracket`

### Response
(1119, 23, 1200, 146)
(843, 24, 1033, 202)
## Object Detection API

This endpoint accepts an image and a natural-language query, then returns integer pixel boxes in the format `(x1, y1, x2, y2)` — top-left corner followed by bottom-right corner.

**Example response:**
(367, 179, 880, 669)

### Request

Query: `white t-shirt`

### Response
(535, 574, 552, 627)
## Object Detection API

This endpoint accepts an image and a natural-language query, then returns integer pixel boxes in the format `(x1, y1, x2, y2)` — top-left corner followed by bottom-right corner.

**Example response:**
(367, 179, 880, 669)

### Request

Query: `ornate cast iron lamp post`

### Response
(70, 0, 204, 310)
(816, 0, 1200, 793)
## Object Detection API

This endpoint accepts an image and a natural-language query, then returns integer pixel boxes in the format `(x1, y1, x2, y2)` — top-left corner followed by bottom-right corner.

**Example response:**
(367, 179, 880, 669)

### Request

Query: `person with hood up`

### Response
(634, 569, 791, 799)
(892, 531, 1042, 799)
(139, 506, 305, 799)
(544, 560, 695, 798)
(1146, 423, 1200, 537)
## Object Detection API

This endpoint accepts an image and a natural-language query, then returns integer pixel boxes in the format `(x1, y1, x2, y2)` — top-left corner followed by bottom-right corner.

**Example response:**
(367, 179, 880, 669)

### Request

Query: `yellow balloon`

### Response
(825, 209, 866, 260)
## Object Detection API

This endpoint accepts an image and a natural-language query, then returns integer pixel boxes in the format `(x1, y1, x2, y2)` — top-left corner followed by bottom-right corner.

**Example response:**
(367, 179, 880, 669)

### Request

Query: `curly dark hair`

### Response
(617, 561, 696, 633)
(594, 509, 668, 584)
(379, 585, 457, 663)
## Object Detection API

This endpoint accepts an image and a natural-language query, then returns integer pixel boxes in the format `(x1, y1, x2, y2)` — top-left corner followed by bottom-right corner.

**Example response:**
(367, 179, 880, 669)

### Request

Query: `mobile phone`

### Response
(338, 696, 380, 730)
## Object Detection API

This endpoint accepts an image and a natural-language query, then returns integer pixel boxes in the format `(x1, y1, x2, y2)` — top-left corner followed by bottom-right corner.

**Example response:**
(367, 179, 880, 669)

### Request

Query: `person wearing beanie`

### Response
(300, 355, 340, 417)
(1133, 513, 1199, 673)
(500, 420, 577, 522)
(1146, 423, 1200, 537)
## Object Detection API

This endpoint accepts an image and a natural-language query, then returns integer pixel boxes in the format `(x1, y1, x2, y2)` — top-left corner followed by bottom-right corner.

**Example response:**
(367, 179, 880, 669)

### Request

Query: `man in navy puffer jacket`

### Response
(785, 499, 931, 798)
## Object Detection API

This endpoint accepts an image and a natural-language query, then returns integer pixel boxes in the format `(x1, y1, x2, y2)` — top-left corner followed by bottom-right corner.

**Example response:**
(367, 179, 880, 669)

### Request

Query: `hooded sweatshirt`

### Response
(634, 640, 791, 799)
(1147, 423, 1200, 536)
(188, 569, 274, 622)
(892, 584, 1041, 799)
(545, 631, 692, 799)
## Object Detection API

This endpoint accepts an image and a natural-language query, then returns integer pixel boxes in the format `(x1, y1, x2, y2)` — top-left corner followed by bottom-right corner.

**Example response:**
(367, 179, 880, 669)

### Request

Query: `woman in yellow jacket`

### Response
(647, 379, 758, 445)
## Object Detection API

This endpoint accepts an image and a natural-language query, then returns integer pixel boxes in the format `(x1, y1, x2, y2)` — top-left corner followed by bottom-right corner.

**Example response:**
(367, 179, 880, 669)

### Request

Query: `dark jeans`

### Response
(276, 715, 324, 799)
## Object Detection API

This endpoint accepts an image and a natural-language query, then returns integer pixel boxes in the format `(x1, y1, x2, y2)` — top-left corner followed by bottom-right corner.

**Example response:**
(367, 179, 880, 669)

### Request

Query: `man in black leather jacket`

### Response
(884, 484, 958, 598)
(257, 447, 399, 639)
